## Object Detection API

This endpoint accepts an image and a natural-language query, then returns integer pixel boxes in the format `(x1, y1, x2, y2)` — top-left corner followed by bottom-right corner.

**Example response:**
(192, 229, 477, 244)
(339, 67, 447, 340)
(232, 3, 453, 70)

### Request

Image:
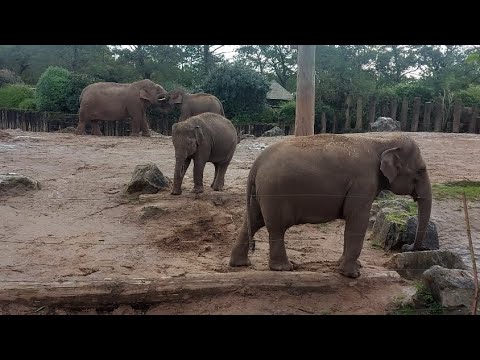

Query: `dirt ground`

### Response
(0, 129, 479, 315)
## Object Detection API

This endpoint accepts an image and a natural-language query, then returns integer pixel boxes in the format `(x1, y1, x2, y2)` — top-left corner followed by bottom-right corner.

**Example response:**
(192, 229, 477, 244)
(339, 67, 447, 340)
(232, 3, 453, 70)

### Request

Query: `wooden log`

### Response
(452, 99, 463, 133)
(355, 96, 363, 130)
(332, 112, 337, 133)
(423, 102, 432, 132)
(0, 270, 402, 308)
(400, 97, 408, 130)
(294, 45, 316, 136)
(410, 97, 421, 132)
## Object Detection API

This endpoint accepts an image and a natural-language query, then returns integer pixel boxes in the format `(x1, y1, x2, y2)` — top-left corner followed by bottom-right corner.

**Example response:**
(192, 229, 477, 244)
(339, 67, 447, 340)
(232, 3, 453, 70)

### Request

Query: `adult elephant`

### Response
(75, 79, 168, 136)
(170, 112, 237, 195)
(229, 134, 432, 279)
(166, 88, 225, 122)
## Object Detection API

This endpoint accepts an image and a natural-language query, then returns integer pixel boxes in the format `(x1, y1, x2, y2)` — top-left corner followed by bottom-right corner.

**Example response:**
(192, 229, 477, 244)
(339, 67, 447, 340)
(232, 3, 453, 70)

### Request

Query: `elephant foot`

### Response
(191, 186, 204, 194)
(337, 256, 362, 268)
(212, 184, 224, 191)
(142, 131, 151, 137)
(229, 243, 251, 267)
(171, 189, 182, 195)
(269, 259, 294, 271)
(338, 260, 361, 278)
(74, 129, 84, 135)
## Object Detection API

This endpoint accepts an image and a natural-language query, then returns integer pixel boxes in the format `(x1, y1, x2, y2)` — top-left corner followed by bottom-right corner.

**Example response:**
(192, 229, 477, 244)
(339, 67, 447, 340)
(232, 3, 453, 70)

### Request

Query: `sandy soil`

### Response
(0, 129, 479, 315)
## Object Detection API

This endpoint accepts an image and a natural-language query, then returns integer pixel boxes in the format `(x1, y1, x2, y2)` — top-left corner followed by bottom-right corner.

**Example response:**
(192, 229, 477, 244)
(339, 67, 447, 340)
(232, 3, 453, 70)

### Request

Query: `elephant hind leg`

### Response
(75, 112, 88, 135)
(212, 161, 230, 191)
(267, 227, 293, 271)
(229, 198, 264, 267)
(91, 120, 103, 136)
(211, 163, 219, 188)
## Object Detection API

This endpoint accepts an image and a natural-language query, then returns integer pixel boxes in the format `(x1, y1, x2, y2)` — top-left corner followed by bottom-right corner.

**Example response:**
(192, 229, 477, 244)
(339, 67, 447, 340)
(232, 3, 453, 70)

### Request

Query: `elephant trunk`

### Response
(411, 173, 432, 250)
(172, 158, 185, 194)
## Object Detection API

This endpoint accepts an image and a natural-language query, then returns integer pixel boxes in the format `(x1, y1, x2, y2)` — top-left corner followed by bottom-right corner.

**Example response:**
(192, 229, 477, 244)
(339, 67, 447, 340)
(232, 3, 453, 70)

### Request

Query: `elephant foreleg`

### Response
(212, 162, 230, 191)
(91, 121, 103, 136)
(140, 113, 151, 137)
(192, 159, 206, 193)
(338, 201, 371, 278)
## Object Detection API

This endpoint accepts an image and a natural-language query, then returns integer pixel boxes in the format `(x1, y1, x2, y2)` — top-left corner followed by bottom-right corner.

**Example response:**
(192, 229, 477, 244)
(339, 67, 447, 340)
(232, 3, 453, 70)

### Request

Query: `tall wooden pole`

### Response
(294, 45, 316, 136)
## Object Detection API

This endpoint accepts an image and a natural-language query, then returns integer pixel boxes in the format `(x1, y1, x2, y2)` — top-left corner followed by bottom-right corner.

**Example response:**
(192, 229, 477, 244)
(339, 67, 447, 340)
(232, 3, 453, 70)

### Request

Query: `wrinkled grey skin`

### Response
(229, 134, 432, 279)
(171, 112, 237, 195)
(166, 88, 225, 122)
(75, 79, 167, 136)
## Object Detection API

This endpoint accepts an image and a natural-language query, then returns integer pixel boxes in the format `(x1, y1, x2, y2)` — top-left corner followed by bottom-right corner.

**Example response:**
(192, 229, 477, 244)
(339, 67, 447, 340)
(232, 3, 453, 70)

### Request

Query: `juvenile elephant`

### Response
(75, 79, 168, 136)
(166, 88, 225, 122)
(171, 112, 237, 195)
(229, 134, 432, 278)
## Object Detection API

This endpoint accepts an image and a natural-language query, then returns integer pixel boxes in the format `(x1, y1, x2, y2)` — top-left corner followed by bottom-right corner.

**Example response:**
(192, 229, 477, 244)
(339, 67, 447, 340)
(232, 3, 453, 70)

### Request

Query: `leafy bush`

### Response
(36, 66, 96, 113)
(0, 69, 23, 87)
(232, 106, 278, 124)
(278, 101, 296, 123)
(392, 82, 435, 102)
(202, 63, 269, 118)
(455, 85, 480, 107)
(18, 98, 37, 110)
(0, 84, 35, 108)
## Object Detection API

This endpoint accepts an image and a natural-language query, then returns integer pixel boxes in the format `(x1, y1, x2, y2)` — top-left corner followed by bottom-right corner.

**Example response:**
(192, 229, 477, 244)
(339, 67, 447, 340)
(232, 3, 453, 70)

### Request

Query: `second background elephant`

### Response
(164, 88, 225, 122)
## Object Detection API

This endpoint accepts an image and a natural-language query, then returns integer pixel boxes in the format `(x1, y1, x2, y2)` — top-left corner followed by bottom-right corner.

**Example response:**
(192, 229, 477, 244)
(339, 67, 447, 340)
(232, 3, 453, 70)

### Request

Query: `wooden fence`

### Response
(1, 96, 479, 136)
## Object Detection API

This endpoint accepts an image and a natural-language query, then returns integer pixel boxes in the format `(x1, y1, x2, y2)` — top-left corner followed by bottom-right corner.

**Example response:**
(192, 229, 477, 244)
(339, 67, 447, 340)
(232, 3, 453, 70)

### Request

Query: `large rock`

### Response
(0, 173, 40, 195)
(400, 217, 439, 250)
(386, 250, 468, 279)
(126, 163, 171, 195)
(262, 126, 285, 137)
(422, 265, 479, 313)
(370, 117, 401, 132)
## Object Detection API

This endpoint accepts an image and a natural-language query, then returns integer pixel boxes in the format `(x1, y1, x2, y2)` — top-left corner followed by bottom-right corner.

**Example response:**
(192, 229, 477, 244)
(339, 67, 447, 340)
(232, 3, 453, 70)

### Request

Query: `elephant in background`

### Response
(165, 88, 225, 122)
(75, 79, 168, 136)
(229, 134, 432, 279)
(171, 112, 237, 195)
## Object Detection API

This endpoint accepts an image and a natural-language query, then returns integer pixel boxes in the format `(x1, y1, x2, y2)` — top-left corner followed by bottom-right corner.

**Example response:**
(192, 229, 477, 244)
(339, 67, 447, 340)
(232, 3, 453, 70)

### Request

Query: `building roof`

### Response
(266, 80, 294, 101)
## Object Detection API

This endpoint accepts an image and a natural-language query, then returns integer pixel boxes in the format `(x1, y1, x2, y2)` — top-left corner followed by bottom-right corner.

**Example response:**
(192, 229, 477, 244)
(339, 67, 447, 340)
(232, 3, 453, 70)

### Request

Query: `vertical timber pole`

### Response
(294, 45, 316, 136)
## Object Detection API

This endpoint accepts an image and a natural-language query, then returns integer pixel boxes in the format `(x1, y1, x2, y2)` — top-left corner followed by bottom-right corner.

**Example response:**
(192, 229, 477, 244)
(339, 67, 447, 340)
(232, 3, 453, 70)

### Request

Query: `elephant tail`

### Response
(219, 101, 225, 117)
(246, 170, 255, 253)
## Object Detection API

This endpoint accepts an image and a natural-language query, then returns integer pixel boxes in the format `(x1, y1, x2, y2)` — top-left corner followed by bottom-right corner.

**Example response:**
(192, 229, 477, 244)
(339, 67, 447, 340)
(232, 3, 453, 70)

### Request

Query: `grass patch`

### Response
(390, 282, 443, 315)
(382, 199, 418, 232)
(432, 181, 480, 201)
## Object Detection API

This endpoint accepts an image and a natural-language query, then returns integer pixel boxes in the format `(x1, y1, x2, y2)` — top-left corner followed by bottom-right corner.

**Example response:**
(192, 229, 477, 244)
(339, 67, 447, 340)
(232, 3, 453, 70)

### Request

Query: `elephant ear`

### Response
(140, 88, 155, 104)
(194, 125, 204, 146)
(380, 147, 401, 183)
(171, 92, 183, 104)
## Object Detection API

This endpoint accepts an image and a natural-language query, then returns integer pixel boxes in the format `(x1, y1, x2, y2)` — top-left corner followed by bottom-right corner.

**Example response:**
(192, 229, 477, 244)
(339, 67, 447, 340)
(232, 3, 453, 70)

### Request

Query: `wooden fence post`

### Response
(321, 112, 327, 133)
(400, 97, 408, 130)
(469, 105, 478, 134)
(368, 96, 376, 127)
(423, 102, 432, 132)
(344, 95, 352, 131)
(411, 97, 421, 132)
(390, 98, 398, 121)
(433, 98, 443, 132)
(355, 96, 363, 131)
(452, 99, 463, 133)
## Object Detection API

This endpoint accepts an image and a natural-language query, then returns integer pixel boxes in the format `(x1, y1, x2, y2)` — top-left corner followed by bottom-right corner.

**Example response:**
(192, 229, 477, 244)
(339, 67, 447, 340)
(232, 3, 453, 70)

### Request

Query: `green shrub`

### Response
(0, 84, 35, 108)
(36, 66, 96, 113)
(0, 69, 23, 87)
(278, 101, 296, 123)
(18, 98, 37, 110)
(455, 85, 480, 107)
(202, 63, 269, 119)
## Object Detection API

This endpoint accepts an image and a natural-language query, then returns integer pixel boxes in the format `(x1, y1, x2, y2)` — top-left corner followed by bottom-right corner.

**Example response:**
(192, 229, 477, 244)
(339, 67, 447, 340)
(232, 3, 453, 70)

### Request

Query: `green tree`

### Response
(201, 63, 269, 119)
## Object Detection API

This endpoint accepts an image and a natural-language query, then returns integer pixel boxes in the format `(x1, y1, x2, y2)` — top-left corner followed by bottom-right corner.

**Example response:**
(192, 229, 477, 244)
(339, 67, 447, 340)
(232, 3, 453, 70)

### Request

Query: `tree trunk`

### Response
(294, 45, 316, 136)
(321, 112, 327, 133)
(344, 95, 352, 131)
(433, 98, 443, 132)
(469, 105, 478, 134)
(390, 98, 398, 121)
(368, 96, 376, 127)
